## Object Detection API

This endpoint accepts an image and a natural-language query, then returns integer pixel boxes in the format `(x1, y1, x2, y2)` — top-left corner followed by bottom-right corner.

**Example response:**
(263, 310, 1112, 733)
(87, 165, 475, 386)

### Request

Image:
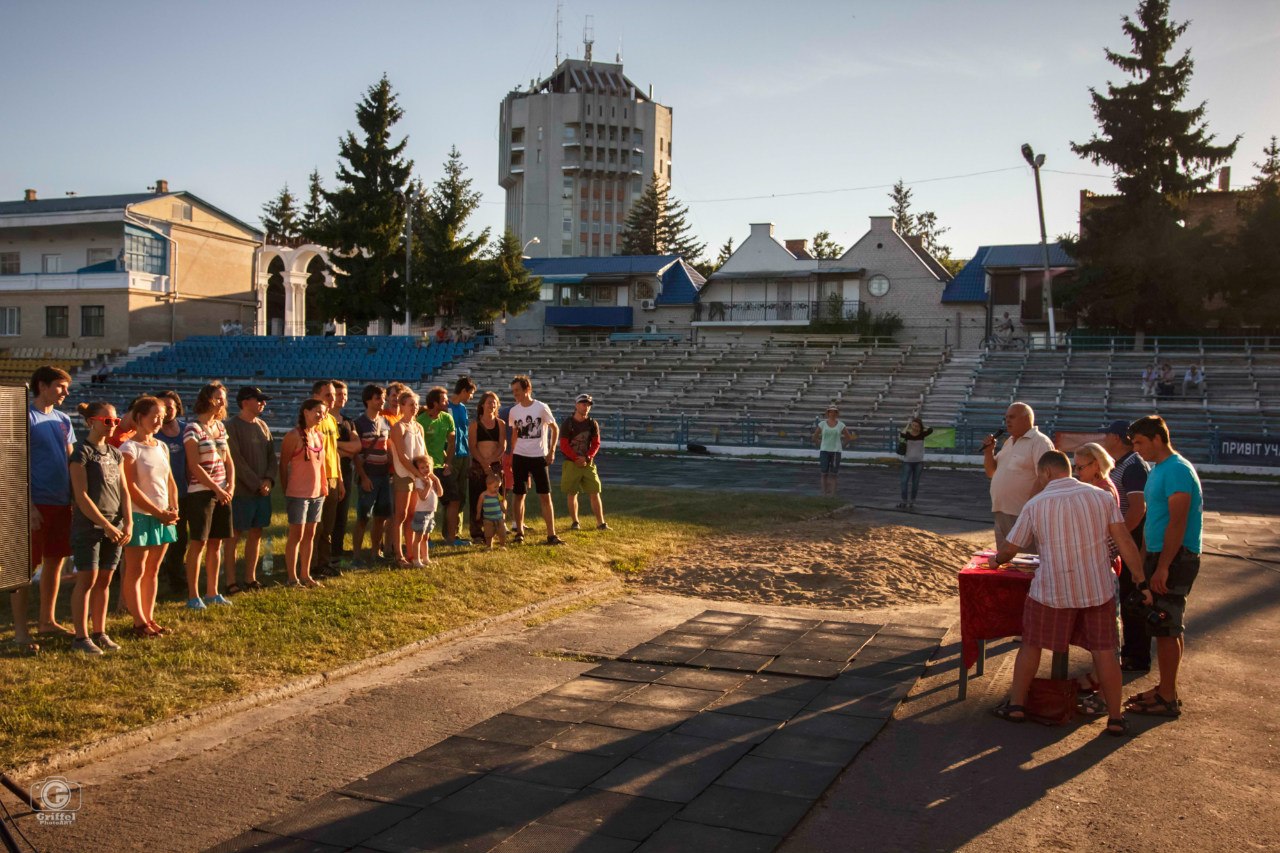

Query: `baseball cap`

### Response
(237, 386, 271, 403)
(575, 393, 594, 404)
(825, 404, 839, 412)
(1104, 419, 1130, 439)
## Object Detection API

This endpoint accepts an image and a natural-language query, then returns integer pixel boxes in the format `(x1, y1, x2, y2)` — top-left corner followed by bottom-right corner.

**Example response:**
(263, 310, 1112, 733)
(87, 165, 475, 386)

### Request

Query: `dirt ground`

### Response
(638, 513, 979, 608)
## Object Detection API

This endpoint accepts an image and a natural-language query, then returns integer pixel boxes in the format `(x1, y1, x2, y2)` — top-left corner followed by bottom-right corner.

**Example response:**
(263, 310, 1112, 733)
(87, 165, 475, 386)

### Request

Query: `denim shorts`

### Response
(71, 526, 124, 573)
(819, 451, 841, 474)
(357, 474, 392, 519)
(412, 510, 437, 534)
(286, 496, 325, 525)
(232, 493, 273, 530)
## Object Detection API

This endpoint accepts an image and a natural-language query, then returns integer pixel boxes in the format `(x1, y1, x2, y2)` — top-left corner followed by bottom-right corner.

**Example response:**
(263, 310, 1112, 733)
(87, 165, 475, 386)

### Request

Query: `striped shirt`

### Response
(1108, 450, 1148, 518)
(1006, 477, 1124, 609)
(183, 419, 228, 492)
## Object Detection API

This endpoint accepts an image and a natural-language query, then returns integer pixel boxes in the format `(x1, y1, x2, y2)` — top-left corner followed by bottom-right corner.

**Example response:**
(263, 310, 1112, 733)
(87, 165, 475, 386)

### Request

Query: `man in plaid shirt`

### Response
(988, 450, 1144, 734)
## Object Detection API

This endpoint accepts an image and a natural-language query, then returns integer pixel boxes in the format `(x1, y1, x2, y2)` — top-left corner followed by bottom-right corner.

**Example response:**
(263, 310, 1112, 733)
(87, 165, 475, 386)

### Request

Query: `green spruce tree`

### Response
(1063, 0, 1238, 334)
(261, 184, 301, 245)
(620, 179, 706, 260)
(886, 179, 954, 267)
(418, 146, 489, 320)
(299, 169, 329, 244)
(459, 230, 542, 326)
(318, 75, 414, 327)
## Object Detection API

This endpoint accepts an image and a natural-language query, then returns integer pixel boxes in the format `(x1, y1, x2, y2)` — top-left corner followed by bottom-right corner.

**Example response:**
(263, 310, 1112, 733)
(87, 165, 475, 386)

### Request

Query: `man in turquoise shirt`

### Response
(1127, 415, 1203, 719)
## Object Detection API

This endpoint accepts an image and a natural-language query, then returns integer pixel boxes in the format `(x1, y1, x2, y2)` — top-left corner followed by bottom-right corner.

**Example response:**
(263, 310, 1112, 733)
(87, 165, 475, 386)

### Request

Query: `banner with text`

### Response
(1218, 435, 1280, 467)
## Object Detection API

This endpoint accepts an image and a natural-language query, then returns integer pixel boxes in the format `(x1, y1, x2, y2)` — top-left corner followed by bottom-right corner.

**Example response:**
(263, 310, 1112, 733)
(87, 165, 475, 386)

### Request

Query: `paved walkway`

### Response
(215, 614, 945, 852)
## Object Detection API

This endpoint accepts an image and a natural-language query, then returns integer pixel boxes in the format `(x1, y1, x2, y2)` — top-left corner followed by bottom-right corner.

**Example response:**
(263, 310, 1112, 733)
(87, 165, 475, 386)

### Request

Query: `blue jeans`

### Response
(900, 462, 923, 502)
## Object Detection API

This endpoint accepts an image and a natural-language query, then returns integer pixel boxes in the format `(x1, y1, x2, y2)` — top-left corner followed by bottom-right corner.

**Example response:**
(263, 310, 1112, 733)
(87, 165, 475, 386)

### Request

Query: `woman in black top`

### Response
(467, 392, 506, 541)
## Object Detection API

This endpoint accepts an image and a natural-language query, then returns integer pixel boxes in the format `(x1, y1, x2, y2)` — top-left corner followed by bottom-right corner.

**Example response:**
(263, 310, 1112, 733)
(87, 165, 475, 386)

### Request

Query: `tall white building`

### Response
(499, 58, 672, 258)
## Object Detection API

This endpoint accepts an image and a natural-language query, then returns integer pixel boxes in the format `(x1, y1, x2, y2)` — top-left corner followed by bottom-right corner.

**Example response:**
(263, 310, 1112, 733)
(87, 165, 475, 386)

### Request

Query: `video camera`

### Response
(1124, 588, 1172, 627)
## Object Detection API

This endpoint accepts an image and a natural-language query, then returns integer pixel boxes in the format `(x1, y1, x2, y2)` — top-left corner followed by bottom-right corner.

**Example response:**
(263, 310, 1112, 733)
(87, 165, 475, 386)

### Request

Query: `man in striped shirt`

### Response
(988, 450, 1143, 733)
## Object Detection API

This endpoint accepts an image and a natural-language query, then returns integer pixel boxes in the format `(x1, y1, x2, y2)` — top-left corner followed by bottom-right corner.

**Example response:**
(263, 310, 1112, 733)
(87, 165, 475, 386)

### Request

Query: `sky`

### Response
(3, 0, 1278, 262)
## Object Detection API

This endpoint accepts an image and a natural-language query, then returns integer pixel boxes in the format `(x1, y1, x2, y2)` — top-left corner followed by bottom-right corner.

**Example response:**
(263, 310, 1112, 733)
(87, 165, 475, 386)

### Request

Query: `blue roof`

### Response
(523, 255, 705, 305)
(941, 242, 1077, 304)
(524, 255, 685, 276)
(983, 242, 1076, 268)
(942, 246, 992, 303)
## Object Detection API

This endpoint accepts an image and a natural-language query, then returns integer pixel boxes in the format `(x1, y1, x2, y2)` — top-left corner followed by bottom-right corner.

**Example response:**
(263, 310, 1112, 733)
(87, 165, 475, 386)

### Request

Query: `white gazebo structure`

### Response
(255, 243, 338, 336)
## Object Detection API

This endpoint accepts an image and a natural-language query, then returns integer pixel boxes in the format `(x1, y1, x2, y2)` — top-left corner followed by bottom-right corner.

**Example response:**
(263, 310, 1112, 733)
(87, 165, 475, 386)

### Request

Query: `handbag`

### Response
(1024, 677, 1077, 726)
(895, 440, 907, 456)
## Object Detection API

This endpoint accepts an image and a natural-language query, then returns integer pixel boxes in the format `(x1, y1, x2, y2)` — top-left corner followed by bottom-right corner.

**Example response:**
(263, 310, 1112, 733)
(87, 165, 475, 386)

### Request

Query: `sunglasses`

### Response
(90, 416, 122, 427)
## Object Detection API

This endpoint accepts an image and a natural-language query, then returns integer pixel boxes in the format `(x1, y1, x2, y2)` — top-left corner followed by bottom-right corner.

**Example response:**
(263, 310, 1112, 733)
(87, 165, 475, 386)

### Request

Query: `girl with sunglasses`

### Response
(68, 402, 132, 654)
(280, 399, 329, 587)
(120, 396, 180, 638)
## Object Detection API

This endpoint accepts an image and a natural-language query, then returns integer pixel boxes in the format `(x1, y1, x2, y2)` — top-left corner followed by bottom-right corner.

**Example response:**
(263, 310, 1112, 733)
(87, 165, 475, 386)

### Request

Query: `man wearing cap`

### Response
(224, 386, 276, 593)
(560, 394, 607, 531)
(1101, 419, 1152, 672)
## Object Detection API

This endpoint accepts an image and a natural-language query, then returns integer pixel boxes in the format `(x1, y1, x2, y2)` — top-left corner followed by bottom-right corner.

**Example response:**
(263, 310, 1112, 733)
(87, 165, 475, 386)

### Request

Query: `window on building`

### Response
(562, 177, 574, 198)
(537, 126, 543, 141)
(510, 150, 524, 166)
(539, 282, 555, 302)
(511, 127, 525, 144)
(0, 252, 18, 276)
(41, 254, 61, 274)
(81, 305, 105, 337)
(536, 148, 542, 164)
(0, 307, 19, 336)
(45, 306, 69, 338)
(171, 202, 193, 221)
(86, 247, 114, 267)
(124, 229, 166, 275)
(563, 125, 577, 139)
(563, 216, 573, 234)
(561, 240, 573, 256)
(991, 273, 1020, 305)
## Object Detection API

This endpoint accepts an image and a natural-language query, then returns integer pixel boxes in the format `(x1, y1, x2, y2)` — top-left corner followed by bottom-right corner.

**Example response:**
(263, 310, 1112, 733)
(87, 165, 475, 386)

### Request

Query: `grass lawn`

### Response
(0, 486, 838, 769)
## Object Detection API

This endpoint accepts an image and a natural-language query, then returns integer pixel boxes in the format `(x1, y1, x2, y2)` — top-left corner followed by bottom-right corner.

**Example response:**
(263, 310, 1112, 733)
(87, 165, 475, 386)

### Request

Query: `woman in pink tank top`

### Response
(279, 400, 329, 587)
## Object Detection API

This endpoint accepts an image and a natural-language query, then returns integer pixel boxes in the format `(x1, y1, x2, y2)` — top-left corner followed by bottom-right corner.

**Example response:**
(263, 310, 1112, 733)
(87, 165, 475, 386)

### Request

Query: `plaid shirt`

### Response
(1007, 477, 1124, 609)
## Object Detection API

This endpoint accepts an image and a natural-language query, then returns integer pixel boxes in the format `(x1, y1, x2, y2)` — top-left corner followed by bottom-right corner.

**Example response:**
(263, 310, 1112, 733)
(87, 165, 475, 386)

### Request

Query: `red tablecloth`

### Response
(959, 555, 1034, 670)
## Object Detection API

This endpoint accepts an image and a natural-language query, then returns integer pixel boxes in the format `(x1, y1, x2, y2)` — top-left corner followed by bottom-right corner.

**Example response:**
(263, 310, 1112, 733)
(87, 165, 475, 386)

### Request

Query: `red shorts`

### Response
(1022, 596, 1118, 653)
(32, 504, 73, 566)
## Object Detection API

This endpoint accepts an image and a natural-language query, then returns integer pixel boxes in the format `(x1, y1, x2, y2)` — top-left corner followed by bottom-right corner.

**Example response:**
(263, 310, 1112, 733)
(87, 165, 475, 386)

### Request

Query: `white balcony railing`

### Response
(0, 271, 169, 293)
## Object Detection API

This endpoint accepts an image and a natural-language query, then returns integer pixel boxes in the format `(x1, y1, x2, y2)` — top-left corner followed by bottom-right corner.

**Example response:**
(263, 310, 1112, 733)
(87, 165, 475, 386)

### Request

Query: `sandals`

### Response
(1104, 716, 1129, 737)
(1127, 694, 1181, 718)
(302, 577, 323, 589)
(244, 580, 264, 592)
(8, 638, 40, 655)
(991, 702, 1027, 723)
(132, 623, 160, 639)
(1076, 674, 1101, 696)
(1125, 687, 1183, 709)
(225, 583, 244, 596)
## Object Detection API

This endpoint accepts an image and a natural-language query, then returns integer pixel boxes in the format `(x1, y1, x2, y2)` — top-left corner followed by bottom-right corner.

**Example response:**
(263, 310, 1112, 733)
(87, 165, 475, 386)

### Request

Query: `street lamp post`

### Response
(402, 186, 427, 336)
(1021, 143, 1056, 348)
(521, 236, 541, 257)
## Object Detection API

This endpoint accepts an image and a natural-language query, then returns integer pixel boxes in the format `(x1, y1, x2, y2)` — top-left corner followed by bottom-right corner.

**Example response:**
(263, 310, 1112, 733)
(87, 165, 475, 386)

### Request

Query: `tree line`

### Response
(260, 76, 539, 330)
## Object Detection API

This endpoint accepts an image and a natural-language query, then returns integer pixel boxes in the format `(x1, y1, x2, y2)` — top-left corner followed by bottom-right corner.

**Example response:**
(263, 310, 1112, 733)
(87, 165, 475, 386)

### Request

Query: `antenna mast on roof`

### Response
(616, 34, 622, 63)
(583, 15, 594, 63)
(555, 0, 562, 65)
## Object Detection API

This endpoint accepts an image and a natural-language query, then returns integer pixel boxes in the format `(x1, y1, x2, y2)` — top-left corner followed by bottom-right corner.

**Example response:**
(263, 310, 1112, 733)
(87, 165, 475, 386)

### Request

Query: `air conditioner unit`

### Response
(640, 299, 656, 311)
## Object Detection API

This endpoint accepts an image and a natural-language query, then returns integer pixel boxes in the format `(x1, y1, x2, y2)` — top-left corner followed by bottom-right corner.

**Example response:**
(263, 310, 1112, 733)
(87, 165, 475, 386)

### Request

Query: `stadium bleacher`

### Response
(0, 346, 112, 384)
(56, 333, 1279, 466)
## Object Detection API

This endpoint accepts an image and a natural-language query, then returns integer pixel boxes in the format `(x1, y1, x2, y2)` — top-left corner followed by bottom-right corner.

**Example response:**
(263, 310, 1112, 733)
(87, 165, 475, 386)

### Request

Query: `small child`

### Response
(476, 473, 508, 548)
(409, 455, 443, 566)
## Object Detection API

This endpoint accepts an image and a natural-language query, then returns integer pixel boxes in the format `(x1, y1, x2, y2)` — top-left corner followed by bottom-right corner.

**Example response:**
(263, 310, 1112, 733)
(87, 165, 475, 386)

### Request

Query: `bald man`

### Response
(983, 402, 1055, 551)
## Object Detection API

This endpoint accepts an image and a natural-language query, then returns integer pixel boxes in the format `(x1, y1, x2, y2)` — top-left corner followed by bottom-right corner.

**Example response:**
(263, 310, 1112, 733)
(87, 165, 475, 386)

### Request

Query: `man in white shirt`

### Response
(508, 374, 563, 546)
(1182, 364, 1205, 396)
(988, 450, 1143, 734)
(983, 402, 1055, 551)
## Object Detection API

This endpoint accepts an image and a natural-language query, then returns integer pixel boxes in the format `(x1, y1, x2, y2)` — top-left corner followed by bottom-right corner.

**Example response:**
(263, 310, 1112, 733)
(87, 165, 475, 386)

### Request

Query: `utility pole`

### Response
(1021, 143, 1056, 347)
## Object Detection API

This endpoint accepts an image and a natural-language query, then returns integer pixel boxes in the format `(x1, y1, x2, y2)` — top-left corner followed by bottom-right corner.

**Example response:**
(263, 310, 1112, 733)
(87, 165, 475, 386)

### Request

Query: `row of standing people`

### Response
(11, 367, 610, 654)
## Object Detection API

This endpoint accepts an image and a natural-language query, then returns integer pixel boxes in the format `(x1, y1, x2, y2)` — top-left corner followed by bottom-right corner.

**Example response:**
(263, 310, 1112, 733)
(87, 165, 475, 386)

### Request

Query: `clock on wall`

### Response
(868, 274, 890, 297)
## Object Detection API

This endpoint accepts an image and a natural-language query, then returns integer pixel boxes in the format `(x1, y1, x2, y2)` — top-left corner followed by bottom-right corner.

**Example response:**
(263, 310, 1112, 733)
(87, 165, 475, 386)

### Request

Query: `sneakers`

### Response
(513, 531, 525, 544)
(597, 522, 610, 531)
(451, 538, 472, 547)
(546, 535, 567, 546)
(569, 521, 581, 531)
(202, 594, 233, 607)
(91, 632, 121, 652)
(72, 636, 104, 656)
(186, 597, 207, 611)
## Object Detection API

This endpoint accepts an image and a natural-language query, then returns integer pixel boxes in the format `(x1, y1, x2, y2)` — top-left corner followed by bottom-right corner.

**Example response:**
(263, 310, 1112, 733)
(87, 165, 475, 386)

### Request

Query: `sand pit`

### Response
(634, 517, 977, 608)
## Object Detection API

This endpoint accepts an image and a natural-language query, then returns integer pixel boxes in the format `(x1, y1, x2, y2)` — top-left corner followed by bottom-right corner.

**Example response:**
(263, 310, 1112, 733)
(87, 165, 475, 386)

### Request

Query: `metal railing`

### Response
(693, 300, 861, 323)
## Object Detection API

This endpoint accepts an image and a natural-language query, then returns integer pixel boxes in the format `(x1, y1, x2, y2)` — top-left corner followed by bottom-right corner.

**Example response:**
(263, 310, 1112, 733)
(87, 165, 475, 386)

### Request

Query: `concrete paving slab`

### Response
(505, 695, 616, 723)
(433, 775, 575, 823)
(671, 711, 781, 744)
(538, 790, 683, 841)
(406, 737, 530, 773)
(647, 631, 715, 650)
(633, 819, 779, 853)
(460, 714, 573, 747)
(492, 822, 639, 853)
(589, 756, 727, 804)
(678, 784, 814, 836)
(587, 703, 695, 733)
(339, 761, 483, 807)
(749, 731, 865, 766)
(653, 668, 750, 692)
(631, 733, 753, 770)
(618, 643, 703, 665)
(705, 692, 808, 721)
(255, 793, 416, 848)
(360, 807, 518, 853)
(762, 657, 848, 678)
(623, 683, 723, 711)
(546, 677, 644, 703)
(733, 673, 829, 702)
(208, 831, 345, 852)
(717, 754, 847, 800)
(686, 648, 774, 673)
(781, 711, 885, 743)
(492, 746, 625, 789)
(582, 662, 674, 683)
(541, 724, 662, 758)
